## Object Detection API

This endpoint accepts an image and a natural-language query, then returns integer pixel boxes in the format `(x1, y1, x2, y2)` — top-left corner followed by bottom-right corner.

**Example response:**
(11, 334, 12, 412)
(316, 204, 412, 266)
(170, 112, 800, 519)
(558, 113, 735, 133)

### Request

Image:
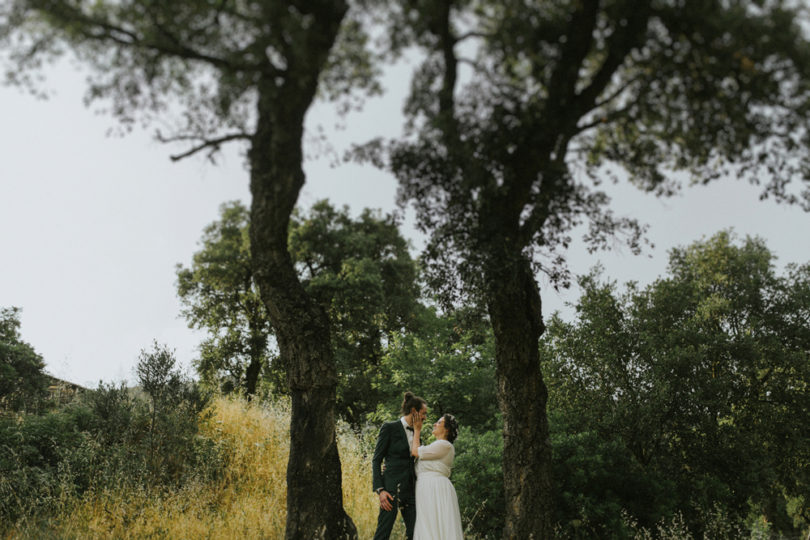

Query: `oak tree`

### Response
(1, 1, 378, 536)
(364, 1, 810, 536)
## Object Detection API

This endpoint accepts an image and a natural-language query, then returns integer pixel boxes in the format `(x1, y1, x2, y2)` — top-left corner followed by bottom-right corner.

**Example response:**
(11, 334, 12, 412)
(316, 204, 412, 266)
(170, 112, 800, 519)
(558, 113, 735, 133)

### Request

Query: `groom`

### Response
(372, 391, 427, 540)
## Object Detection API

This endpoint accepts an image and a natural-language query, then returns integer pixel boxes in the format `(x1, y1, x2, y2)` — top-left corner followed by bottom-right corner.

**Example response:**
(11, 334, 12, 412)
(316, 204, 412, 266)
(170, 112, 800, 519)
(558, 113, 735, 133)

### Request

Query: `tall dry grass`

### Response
(10, 395, 405, 539)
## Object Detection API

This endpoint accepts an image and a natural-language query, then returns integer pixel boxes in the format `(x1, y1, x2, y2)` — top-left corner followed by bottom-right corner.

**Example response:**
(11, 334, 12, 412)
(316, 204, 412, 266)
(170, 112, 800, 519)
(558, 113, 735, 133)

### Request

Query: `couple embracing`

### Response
(372, 391, 464, 540)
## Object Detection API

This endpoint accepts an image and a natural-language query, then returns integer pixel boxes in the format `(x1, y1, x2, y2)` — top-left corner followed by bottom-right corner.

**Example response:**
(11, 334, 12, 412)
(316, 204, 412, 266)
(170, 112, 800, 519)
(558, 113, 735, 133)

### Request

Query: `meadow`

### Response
(5, 395, 407, 540)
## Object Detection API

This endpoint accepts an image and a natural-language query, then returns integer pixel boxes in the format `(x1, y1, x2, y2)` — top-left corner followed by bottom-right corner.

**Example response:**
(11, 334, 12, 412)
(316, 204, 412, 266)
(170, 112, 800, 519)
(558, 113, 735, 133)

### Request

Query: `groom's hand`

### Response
(379, 490, 393, 511)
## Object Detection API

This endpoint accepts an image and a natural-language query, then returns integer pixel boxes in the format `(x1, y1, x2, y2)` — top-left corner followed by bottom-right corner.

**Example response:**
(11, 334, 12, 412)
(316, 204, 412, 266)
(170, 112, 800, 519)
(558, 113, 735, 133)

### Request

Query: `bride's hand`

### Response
(412, 411, 423, 431)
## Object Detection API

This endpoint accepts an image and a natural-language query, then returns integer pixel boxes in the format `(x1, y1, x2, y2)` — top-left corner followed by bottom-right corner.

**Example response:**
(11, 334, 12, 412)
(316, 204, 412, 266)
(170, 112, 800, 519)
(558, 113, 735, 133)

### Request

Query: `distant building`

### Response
(45, 374, 87, 405)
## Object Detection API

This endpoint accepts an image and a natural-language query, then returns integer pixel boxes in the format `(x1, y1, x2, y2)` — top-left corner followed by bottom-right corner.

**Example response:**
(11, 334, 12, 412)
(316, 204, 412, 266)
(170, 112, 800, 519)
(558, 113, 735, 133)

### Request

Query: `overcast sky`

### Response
(2, 59, 809, 388)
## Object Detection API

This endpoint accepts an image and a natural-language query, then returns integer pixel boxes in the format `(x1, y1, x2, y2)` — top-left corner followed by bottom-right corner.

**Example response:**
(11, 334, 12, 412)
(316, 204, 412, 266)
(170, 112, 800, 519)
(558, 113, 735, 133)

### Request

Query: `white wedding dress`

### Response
(413, 439, 464, 540)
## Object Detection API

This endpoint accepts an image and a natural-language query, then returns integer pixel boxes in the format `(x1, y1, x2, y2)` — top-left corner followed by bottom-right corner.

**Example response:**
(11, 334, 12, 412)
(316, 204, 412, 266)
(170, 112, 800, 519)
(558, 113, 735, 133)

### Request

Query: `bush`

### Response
(0, 406, 90, 523)
(551, 425, 673, 538)
(453, 428, 505, 539)
(0, 342, 219, 532)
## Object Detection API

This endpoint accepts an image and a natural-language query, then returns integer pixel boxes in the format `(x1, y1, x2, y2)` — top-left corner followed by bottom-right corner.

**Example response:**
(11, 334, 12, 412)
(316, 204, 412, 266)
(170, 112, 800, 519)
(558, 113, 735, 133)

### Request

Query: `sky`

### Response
(2, 58, 809, 388)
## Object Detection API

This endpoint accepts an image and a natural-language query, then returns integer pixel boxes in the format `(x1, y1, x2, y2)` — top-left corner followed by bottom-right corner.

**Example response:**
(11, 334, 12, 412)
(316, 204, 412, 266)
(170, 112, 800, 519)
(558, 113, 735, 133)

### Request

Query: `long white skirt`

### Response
(413, 471, 464, 540)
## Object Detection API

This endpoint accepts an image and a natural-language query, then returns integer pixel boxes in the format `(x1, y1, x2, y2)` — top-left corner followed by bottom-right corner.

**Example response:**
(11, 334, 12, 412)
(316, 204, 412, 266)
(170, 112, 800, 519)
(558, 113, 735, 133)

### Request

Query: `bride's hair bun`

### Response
(442, 414, 459, 443)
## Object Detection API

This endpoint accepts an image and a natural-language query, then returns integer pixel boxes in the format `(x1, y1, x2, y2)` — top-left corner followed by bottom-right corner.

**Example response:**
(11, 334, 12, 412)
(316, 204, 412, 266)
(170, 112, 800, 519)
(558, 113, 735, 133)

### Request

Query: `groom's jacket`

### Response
(372, 420, 416, 499)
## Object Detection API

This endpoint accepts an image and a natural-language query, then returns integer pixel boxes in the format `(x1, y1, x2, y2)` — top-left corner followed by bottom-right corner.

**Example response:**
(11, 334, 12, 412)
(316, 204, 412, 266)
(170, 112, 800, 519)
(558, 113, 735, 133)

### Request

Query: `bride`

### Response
(410, 412, 464, 539)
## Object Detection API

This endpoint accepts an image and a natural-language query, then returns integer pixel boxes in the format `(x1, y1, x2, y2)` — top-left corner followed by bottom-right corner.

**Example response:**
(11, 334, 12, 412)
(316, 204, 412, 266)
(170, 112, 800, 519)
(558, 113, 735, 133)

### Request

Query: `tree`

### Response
(177, 201, 272, 397)
(362, 1, 810, 536)
(0, 307, 48, 412)
(1, 2, 377, 536)
(542, 231, 810, 536)
(178, 199, 421, 423)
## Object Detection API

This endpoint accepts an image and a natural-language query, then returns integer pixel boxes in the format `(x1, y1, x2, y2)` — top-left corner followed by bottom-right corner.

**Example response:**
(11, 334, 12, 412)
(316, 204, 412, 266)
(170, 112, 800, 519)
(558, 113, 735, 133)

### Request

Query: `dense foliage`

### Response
(543, 232, 810, 537)
(0, 343, 216, 531)
(0, 307, 49, 412)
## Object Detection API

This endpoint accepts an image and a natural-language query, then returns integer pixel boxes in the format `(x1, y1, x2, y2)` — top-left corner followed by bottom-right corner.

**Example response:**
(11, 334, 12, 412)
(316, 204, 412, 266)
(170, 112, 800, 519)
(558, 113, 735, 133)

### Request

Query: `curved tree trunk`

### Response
(485, 255, 553, 539)
(247, 3, 356, 535)
(249, 81, 356, 537)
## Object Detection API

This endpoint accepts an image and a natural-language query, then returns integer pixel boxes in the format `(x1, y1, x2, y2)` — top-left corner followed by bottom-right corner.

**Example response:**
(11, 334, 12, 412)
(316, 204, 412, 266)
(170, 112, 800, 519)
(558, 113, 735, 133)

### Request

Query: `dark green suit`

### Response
(372, 419, 417, 540)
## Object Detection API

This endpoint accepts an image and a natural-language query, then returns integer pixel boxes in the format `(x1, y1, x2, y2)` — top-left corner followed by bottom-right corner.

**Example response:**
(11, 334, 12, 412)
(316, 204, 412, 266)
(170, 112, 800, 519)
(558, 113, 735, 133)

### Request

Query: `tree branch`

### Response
(574, 2, 652, 116)
(544, 0, 600, 117)
(45, 2, 260, 72)
(575, 103, 633, 133)
(436, 0, 459, 139)
(517, 135, 574, 246)
(156, 131, 252, 162)
(456, 30, 492, 42)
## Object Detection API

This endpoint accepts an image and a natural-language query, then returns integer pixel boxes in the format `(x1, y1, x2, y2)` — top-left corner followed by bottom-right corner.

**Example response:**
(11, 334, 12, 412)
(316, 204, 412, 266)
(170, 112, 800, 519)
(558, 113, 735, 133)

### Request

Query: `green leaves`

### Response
(177, 199, 421, 421)
(0, 307, 48, 412)
(371, 305, 498, 431)
(289, 200, 420, 424)
(543, 231, 810, 535)
(176, 201, 270, 396)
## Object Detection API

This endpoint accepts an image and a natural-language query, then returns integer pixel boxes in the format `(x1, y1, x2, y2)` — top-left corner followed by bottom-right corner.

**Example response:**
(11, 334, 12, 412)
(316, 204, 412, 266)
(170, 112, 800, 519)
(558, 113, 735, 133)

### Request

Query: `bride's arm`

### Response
(410, 430, 420, 457)
(416, 440, 451, 460)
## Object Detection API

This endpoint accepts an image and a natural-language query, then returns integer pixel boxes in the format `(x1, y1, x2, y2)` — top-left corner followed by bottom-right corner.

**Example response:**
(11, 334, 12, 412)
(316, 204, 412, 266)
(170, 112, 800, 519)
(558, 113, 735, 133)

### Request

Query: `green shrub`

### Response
(0, 406, 89, 523)
(453, 428, 505, 539)
(0, 342, 221, 532)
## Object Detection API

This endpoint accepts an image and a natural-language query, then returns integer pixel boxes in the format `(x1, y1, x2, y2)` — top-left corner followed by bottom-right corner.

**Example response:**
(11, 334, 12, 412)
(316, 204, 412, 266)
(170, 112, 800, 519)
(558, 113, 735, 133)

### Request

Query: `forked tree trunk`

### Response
(247, 5, 355, 533)
(485, 255, 553, 539)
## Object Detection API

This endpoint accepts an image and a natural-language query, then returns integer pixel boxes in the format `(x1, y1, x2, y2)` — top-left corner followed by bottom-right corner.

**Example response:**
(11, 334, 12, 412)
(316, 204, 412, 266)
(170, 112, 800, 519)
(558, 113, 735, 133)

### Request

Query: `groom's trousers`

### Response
(373, 492, 415, 540)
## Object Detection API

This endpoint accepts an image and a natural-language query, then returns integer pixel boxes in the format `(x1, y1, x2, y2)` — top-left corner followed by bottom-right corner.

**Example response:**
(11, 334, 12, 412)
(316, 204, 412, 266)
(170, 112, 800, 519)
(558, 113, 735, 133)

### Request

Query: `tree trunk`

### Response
(244, 343, 262, 398)
(244, 307, 267, 398)
(485, 255, 553, 539)
(248, 35, 356, 537)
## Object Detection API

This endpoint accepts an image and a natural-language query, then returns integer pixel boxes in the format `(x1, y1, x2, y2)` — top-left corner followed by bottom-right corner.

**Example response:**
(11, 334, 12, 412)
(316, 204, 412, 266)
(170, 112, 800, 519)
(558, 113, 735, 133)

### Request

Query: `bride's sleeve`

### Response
(417, 440, 451, 460)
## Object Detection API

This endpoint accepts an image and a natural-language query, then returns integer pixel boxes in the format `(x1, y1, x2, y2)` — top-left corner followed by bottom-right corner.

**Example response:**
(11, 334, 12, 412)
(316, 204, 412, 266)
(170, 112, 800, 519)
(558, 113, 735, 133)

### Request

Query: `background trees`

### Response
(178, 199, 421, 424)
(0, 307, 48, 412)
(289, 200, 421, 425)
(543, 231, 810, 536)
(176, 202, 271, 397)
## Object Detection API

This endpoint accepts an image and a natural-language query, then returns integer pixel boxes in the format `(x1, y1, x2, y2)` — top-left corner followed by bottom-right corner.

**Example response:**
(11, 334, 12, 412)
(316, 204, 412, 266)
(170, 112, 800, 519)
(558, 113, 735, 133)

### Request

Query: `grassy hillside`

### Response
(9, 396, 406, 539)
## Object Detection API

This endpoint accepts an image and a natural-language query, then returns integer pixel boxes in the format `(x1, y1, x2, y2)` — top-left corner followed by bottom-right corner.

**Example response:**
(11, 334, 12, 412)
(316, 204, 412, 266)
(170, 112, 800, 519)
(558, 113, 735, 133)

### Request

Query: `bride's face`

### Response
(432, 417, 447, 439)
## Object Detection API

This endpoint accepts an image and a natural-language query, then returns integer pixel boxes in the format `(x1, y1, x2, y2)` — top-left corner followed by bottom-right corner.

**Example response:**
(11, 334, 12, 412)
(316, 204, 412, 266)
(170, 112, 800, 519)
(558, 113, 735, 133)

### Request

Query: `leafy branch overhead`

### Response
(1, 0, 381, 156)
(353, 0, 810, 302)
